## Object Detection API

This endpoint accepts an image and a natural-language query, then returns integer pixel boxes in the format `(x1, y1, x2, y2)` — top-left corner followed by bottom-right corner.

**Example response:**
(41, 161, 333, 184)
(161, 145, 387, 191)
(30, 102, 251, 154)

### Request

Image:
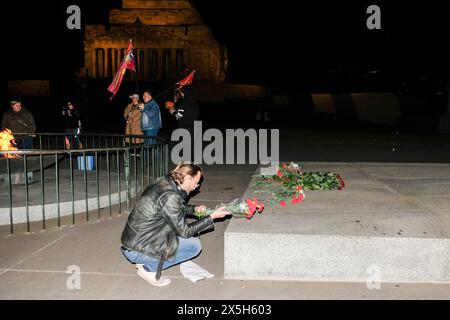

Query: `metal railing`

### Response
(0, 133, 169, 234)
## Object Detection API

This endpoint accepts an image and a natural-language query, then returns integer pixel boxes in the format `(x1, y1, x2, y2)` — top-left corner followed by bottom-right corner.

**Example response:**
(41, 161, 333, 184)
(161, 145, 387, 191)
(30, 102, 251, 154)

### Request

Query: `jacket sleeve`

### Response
(26, 112, 36, 133)
(124, 105, 130, 120)
(1, 114, 7, 130)
(158, 193, 214, 238)
(147, 101, 160, 120)
(183, 204, 197, 218)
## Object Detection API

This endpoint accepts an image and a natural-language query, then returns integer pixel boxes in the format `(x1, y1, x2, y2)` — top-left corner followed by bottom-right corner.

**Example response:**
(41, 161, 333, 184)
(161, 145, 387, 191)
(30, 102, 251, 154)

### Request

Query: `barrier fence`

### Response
(0, 133, 169, 234)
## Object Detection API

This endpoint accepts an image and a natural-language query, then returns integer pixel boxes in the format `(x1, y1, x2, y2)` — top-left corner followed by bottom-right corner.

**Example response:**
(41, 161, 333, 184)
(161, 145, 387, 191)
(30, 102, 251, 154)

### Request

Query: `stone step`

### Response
(224, 163, 450, 282)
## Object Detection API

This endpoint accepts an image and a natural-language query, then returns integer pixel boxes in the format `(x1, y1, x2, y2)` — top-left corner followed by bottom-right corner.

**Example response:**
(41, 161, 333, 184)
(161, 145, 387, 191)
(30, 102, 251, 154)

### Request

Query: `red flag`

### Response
(176, 70, 195, 89)
(108, 40, 136, 100)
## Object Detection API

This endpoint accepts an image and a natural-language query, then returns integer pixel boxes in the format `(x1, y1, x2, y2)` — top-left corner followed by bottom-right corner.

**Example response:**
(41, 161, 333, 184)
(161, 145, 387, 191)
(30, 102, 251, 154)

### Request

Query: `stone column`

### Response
(176, 49, 184, 77)
(151, 49, 159, 81)
(105, 47, 110, 78)
(95, 48, 105, 79)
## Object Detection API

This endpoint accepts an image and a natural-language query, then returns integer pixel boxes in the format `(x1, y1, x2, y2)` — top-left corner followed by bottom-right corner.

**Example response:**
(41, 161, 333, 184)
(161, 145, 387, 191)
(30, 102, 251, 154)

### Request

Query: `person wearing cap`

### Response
(2, 99, 36, 149)
(124, 93, 143, 145)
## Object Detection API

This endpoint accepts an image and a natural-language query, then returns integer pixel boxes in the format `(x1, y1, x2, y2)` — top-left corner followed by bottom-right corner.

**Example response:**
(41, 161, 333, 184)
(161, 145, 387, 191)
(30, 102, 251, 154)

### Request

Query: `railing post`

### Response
(7, 157, 13, 234)
(124, 148, 131, 212)
(40, 153, 46, 230)
(165, 143, 169, 174)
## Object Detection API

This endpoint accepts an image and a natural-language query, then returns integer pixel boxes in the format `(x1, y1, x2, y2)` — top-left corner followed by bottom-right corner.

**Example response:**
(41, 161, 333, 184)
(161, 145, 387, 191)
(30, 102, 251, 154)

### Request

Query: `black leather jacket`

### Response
(121, 174, 214, 277)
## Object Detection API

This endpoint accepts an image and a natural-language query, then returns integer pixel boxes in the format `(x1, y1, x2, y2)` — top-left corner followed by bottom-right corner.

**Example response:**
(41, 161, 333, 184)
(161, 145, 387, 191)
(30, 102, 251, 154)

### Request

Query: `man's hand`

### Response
(195, 205, 207, 213)
(209, 206, 231, 220)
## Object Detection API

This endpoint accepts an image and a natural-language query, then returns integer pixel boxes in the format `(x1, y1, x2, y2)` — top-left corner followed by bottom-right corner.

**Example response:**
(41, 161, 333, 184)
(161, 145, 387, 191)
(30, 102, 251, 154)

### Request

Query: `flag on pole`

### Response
(176, 70, 195, 89)
(107, 39, 136, 100)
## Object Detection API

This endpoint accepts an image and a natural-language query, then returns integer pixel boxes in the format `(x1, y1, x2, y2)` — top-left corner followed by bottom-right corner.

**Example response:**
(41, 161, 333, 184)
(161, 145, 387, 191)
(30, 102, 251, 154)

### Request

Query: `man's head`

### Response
(129, 93, 139, 104)
(10, 99, 22, 112)
(142, 90, 152, 103)
(171, 162, 203, 193)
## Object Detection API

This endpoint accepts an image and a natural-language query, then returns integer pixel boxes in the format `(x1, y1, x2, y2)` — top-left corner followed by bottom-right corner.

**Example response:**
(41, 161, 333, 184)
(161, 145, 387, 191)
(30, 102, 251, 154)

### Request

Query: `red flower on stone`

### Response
(279, 201, 286, 207)
(276, 169, 282, 178)
(336, 174, 345, 190)
(257, 201, 264, 213)
(246, 198, 257, 214)
(245, 197, 264, 218)
(291, 193, 304, 205)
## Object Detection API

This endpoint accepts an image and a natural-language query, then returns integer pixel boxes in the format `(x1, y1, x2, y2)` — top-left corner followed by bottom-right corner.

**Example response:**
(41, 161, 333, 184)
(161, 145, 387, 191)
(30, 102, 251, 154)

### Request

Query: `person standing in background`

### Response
(62, 101, 83, 150)
(139, 90, 162, 145)
(2, 99, 36, 149)
(124, 93, 143, 145)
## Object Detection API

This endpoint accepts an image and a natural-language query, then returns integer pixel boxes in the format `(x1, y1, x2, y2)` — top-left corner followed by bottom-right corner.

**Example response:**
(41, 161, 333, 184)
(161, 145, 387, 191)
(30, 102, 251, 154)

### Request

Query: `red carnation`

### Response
(276, 169, 282, 178)
(257, 201, 264, 213)
(246, 199, 257, 214)
(279, 201, 286, 207)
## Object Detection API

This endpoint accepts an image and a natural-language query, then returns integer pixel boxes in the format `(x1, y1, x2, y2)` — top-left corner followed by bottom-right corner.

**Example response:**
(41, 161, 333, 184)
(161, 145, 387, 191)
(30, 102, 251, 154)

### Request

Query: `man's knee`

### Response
(188, 237, 202, 256)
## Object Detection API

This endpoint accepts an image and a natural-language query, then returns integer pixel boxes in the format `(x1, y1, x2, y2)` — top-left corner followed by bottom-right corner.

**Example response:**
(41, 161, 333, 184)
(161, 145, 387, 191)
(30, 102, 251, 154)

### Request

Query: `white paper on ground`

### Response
(180, 261, 215, 283)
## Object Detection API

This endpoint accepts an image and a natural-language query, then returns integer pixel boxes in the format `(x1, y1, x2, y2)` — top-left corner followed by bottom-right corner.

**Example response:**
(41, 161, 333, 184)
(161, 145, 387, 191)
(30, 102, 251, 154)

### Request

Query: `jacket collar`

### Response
(167, 174, 188, 201)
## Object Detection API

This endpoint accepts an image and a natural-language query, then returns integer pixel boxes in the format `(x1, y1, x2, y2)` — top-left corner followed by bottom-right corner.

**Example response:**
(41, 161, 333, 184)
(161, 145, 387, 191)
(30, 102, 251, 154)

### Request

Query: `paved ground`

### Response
(1, 130, 450, 299)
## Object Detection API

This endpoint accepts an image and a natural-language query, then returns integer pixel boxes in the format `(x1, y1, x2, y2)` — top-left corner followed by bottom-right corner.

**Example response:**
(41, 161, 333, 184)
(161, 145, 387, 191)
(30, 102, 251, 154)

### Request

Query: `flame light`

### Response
(0, 128, 19, 158)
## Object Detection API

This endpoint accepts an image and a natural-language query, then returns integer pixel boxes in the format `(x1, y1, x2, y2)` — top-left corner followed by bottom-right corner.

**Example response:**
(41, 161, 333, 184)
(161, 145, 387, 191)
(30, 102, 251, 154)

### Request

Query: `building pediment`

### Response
(85, 25, 186, 42)
(109, 9, 202, 25)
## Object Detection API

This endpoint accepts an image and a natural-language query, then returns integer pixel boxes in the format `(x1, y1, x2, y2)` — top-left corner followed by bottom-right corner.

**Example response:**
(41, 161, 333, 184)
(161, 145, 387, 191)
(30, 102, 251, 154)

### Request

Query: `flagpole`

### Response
(132, 41, 140, 96)
(153, 70, 195, 100)
(153, 84, 179, 100)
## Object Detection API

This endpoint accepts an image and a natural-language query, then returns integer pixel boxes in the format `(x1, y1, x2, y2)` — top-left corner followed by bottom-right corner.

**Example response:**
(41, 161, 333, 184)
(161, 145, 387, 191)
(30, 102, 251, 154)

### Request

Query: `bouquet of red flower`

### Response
(164, 101, 176, 113)
(194, 197, 264, 220)
(255, 162, 345, 208)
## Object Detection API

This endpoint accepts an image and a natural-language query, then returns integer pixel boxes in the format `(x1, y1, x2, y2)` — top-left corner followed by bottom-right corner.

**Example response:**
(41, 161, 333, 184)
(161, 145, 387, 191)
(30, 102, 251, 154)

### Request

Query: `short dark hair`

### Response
(10, 99, 21, 105)
(143, 89, 152, 96)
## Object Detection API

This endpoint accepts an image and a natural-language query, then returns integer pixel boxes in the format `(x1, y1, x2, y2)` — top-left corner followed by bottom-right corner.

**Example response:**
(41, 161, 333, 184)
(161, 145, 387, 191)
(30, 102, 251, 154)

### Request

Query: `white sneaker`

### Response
(135, 263, 143, 269)
(136, 265, 171, 287)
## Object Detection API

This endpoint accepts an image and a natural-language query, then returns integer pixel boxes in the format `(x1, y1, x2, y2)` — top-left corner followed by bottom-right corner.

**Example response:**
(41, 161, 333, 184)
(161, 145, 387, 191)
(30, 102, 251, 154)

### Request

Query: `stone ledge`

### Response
(224, 163, 450, 282)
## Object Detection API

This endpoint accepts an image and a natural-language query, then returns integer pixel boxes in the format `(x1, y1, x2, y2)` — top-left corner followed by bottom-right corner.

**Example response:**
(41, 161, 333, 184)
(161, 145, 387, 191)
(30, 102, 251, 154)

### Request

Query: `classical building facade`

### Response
(82, 0, 228, 82)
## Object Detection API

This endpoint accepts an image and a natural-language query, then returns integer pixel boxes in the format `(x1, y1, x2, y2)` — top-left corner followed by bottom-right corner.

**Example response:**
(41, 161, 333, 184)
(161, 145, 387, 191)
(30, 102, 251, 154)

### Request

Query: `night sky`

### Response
(3, 0, 449, 89)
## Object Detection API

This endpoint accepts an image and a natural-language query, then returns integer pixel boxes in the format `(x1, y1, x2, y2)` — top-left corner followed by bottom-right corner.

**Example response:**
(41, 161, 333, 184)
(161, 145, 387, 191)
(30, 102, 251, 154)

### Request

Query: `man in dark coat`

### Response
(175, 85, 200, 134)
(2, 99, 36, 149)
(120, 162, 230, 286)
(171, 85, 200, 160)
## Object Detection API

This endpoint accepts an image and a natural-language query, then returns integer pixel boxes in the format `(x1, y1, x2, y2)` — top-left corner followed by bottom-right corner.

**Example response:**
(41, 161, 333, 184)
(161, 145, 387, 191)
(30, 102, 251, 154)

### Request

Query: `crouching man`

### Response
(120, 162, 230, 286)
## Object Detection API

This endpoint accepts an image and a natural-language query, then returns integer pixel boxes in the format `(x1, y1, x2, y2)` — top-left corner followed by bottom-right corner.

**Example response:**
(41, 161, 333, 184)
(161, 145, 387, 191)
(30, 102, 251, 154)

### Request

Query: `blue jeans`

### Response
(120, 236, 202, 272)
(143, 129, 159, 145)
(16, 136, 33, 149)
